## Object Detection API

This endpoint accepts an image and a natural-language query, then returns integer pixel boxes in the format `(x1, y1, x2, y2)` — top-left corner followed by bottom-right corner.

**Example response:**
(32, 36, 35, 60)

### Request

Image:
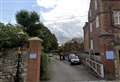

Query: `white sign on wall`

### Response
(29, 52, 37, 59)
(106, 51, 114, 60)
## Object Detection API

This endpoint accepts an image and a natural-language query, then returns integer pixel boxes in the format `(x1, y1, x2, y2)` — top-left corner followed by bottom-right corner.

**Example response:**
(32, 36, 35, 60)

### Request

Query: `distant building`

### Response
(83, 0, 120, 80)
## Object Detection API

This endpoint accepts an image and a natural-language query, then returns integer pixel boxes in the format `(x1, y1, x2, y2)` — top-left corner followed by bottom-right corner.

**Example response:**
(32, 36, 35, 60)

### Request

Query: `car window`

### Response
(71, 56, 78, 59)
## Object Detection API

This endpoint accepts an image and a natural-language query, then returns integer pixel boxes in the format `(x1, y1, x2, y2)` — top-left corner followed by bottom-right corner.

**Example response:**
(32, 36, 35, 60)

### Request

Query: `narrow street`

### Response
(43, 57, 100, 82)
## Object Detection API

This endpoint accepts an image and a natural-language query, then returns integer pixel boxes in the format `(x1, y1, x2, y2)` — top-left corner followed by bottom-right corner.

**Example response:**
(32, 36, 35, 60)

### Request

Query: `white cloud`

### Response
(37, 0, 90, 44)
(37, 0, 58, 8)
(40, 0, 90, 21)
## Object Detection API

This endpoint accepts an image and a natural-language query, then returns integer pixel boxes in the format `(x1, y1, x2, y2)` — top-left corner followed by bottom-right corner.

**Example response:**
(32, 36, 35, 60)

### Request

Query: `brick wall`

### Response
(83, 22, 90, 52)
(27, 37, 42, 82)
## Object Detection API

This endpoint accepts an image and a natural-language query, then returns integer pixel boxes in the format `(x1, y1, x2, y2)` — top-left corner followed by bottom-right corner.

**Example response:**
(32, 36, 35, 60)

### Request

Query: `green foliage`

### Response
(16, 10, 58, 53)
(0, 23, 28, 50)
(16, 10, 30, 27)
(16, 10, 40, 34)
(40, 52, 50, 80)
(30, 11, 39, 24)
(32, 23, 58, 52)
(59, 38, 84, 53)
(26, 23, 58, 52)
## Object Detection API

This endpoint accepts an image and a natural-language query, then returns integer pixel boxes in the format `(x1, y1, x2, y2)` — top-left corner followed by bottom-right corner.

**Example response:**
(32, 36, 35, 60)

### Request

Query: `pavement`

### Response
(42, 57, 102, 82)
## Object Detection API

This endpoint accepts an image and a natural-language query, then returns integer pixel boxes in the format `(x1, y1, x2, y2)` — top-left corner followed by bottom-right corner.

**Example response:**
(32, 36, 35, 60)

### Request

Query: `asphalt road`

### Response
(42, 57, 100, 82)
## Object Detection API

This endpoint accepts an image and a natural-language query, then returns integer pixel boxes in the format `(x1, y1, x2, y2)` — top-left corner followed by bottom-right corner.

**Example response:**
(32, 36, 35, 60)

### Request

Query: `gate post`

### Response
(27, 37, 42, 82)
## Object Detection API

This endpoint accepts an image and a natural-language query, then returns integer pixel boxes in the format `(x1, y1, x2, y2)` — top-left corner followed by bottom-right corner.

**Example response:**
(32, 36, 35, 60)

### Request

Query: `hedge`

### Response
(40, 52, 50, 80)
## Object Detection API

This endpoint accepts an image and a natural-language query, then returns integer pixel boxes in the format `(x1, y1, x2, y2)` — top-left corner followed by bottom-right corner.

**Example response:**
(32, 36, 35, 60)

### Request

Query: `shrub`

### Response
(40, 52, 50, 80)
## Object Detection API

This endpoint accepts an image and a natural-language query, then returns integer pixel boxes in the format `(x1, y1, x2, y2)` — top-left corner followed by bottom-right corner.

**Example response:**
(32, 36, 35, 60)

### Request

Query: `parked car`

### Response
(49, 53, 53, 57)
(68, 54, 76, 61)
(69, 55, 80, 65)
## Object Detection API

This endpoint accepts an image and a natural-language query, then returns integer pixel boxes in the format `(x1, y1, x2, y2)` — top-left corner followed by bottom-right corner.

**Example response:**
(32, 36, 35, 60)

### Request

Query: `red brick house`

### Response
(83, 0, 120, 80)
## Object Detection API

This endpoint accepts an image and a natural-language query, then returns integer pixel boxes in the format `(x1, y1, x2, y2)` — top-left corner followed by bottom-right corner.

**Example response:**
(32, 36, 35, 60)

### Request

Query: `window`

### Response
(95, 0, 98, 10)
(90, 40, 93, 49)
(90, 23, 93, 32)
(96, 16, 99, 28)
(113, 11, 120, 25)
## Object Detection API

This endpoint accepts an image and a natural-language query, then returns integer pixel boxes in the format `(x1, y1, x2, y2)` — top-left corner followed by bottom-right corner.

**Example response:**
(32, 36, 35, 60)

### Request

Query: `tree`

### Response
(59, 37, 84, 54)
(0, 22, 4, 27)
(16, 10, 30, 28)
(0, 23, 28, 50)
(30, 11, 39, 24)
(16, 10, 58, 53)
(30, 23, 58, 52)
(16, 10, 39, 35)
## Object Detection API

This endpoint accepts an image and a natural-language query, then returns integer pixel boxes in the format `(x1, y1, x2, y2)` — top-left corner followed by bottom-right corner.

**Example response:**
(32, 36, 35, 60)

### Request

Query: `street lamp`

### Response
(14, 49, 23, 82)
(14, 31, 25, 82)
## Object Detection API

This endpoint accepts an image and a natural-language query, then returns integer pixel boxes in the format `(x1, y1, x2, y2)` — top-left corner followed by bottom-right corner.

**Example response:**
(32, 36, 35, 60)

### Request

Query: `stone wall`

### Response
(0, 49, 28, 82)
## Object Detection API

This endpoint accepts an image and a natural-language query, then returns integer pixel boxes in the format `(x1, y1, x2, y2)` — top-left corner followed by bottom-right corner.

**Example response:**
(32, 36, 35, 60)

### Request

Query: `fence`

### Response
(86, 58, 104, 78)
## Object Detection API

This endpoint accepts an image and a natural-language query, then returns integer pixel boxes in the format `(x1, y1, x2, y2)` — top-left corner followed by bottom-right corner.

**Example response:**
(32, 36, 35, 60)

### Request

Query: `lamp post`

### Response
(14, 31, 25, 82)
(14, 48, 22, 82)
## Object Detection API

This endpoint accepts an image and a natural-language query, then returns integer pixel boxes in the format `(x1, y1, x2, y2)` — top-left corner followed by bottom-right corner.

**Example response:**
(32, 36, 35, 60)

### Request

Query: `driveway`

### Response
(42, 57, 100, 82)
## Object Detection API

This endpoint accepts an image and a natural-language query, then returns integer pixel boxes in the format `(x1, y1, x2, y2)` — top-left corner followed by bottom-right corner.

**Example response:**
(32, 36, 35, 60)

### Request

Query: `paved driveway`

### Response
(42, 57, 100, 82)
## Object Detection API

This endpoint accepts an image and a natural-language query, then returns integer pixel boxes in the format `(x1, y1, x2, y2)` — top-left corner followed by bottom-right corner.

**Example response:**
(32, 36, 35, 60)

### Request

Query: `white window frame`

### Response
(90, 23, 93, 32)
(113, 11, 120, 25)
(95, 0, 98, 10)
(90, 40, 94, 49)
(96, 16, 99, 28)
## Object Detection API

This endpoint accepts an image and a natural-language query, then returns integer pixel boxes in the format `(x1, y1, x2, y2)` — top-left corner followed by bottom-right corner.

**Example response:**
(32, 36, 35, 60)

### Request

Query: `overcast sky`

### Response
(0, 0, 90, 44)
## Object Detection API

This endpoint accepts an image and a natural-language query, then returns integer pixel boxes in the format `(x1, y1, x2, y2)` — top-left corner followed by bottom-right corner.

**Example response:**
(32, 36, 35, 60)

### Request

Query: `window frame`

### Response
(96, 16, 99, 28)
(94, 0, 98, 10)
(90, 39, 94, 49)
(113, 11, 120, 25)
(90, 23, 93, 32)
